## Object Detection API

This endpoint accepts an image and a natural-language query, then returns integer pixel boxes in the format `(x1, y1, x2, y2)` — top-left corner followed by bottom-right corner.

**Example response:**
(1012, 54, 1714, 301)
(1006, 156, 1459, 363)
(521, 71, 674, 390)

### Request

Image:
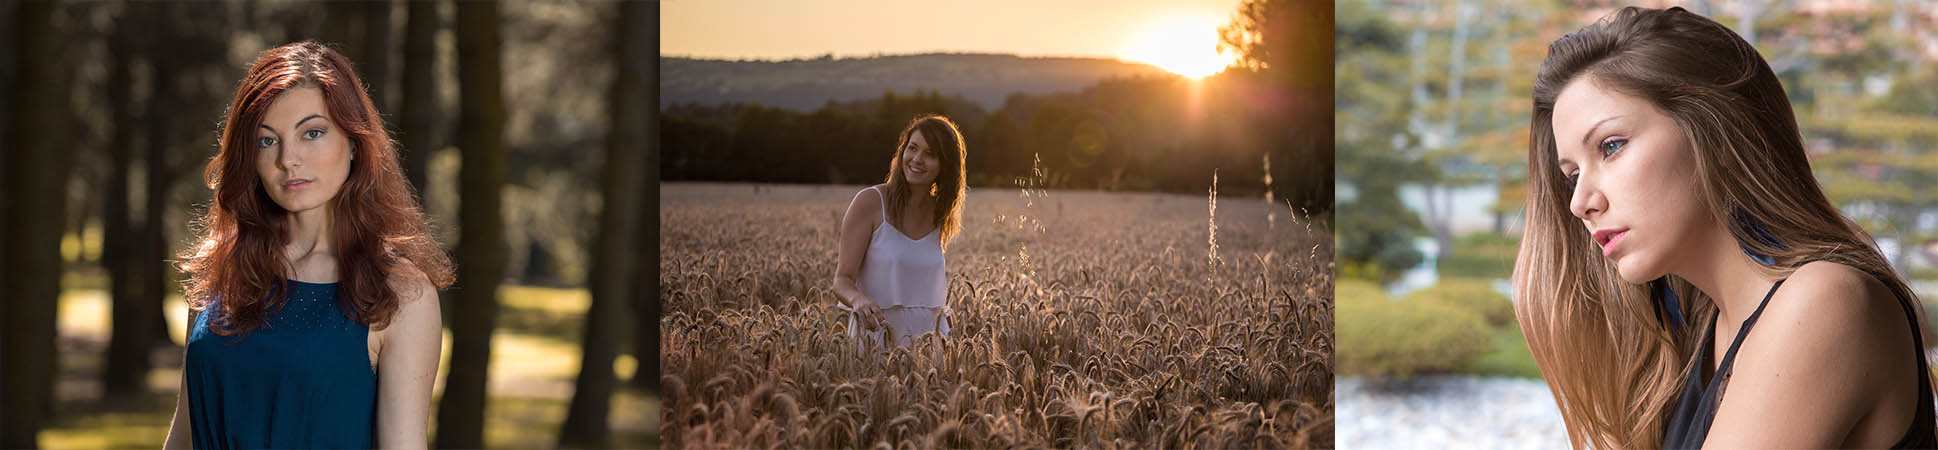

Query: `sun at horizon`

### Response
(1120, 15, 1238, 80)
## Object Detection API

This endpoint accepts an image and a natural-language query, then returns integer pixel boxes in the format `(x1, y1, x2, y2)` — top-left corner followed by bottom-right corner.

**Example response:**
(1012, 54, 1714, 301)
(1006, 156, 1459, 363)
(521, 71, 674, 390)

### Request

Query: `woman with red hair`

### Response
(163, 41, 455, 448)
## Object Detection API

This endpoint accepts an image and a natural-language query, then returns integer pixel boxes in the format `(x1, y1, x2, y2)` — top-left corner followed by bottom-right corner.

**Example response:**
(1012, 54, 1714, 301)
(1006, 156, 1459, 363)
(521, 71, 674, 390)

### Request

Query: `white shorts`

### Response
(848, 306, 950, 352)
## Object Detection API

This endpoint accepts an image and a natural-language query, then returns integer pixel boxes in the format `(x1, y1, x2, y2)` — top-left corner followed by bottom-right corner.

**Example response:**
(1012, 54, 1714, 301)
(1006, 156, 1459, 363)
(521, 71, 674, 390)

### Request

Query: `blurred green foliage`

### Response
(1337, 279, 1494, 378)
(1403, 277, 1513, 328)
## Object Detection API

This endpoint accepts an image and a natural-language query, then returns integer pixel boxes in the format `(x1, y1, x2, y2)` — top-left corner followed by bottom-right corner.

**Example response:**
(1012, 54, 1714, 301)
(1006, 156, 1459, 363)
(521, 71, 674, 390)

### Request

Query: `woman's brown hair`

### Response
(880, 114, 968, 249)
(1516, 6, 1924, 448)
(179, 41, 454, 337)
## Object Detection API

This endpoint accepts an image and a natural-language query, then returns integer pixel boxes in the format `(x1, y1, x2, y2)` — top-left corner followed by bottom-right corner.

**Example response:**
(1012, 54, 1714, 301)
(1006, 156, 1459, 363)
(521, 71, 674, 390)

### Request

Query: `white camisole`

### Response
(849, 185, 949, 349)
(858, 185, 946, 308)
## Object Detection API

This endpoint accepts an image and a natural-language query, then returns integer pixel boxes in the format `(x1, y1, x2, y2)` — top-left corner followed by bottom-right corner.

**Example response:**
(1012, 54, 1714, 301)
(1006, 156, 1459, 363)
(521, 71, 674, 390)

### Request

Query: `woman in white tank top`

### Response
(832, 114, 967, 352)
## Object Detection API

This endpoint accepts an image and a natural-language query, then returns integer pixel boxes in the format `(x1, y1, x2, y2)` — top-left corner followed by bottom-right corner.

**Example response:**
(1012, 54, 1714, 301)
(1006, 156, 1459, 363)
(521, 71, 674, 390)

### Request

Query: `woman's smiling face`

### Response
(255, 86, 353, 214)
(902, 129, 939, 187)
(1551, 75, 1718, 284)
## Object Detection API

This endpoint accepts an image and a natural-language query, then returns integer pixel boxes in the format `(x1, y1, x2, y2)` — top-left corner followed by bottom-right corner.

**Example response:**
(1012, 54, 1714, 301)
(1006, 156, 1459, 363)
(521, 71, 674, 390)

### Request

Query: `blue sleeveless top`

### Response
(185, 280, 376, 449)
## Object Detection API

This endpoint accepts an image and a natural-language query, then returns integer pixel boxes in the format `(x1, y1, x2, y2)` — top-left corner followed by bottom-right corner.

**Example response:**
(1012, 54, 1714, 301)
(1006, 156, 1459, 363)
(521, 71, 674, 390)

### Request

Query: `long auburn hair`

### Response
(1515, 7, 1925, 448)
(880, 114, 967, 250)
(180, 41, 454, 337)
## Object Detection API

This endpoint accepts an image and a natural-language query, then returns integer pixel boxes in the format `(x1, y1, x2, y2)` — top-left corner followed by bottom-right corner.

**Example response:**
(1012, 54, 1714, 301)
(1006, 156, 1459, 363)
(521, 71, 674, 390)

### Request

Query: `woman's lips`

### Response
(1594, 228, 1629, 257)
(285, 179, 313, 190)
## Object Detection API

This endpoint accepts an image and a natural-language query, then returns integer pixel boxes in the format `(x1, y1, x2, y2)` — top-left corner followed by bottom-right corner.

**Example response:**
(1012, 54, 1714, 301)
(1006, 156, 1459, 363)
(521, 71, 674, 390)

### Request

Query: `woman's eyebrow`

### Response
(259, 113, 326, 134)
(1578, 115, 1624, 149)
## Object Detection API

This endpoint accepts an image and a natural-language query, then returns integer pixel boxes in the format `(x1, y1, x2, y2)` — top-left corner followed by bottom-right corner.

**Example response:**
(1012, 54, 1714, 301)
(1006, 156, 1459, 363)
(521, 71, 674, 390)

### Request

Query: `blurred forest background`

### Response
(1, 1, 654, 448)
(1334, 0, 1938, 400)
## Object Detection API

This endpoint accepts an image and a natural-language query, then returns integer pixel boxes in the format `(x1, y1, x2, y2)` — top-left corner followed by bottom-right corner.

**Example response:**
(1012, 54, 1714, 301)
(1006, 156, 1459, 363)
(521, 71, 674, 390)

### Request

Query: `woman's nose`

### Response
(1568, 174, 1604, 220)
(281, 148, 303, 168)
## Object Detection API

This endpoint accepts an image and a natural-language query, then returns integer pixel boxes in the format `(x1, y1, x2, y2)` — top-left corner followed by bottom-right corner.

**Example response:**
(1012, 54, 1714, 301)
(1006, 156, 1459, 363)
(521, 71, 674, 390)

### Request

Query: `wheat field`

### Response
(659, 181, 1333, 448)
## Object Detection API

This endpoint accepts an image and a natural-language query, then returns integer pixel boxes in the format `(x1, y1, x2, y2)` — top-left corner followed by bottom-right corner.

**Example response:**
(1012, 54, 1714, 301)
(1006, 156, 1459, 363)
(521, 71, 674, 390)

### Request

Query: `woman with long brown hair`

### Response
(163, 41, 454, 448)
(1514, 6, 1935, 449)
(832, 114, 968, 352)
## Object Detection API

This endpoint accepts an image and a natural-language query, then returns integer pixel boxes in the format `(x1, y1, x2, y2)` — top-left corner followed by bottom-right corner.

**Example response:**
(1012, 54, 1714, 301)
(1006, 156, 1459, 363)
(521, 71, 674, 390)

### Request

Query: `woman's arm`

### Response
(164, 308, 193, 449)
(164, 361, 191, 449)
(374, 269, 442, 449)
(1702, 261, 1919, 448)
(833, 187, 884, 330)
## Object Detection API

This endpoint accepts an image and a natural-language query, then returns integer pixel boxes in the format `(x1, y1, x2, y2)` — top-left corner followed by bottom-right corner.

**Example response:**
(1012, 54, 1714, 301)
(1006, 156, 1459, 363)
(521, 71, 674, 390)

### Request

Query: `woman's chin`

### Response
(273, 197, 326, 214)
(1612, 257, 1661, 285)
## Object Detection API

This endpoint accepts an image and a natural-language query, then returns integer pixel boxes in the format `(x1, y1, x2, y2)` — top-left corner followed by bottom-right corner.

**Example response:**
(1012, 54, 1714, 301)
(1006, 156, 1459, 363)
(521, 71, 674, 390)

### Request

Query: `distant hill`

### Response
(660, 53, 1176, 111)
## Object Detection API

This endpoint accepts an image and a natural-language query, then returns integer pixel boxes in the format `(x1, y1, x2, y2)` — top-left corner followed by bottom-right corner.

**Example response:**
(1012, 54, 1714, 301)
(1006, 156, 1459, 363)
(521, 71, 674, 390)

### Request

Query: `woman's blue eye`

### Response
(1564, 172, 1578, 189)
(303, 128, 324, 140)
(1600, 138, 1627, 157)
(258, 136, 277, 148)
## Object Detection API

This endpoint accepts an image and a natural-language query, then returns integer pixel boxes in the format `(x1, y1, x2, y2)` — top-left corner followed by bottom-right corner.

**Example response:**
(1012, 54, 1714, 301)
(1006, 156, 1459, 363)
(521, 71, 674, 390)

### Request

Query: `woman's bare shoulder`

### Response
(1773, 261, 1897, 314)
(846, 185, 886, 216)
(386, 262, 440, 308)
(1750, 259, 1911, 380)
(1707, 261, 1919, 445)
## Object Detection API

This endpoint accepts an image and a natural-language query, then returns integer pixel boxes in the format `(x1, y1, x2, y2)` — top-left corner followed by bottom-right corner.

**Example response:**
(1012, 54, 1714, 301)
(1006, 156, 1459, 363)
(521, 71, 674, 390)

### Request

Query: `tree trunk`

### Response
(138, 56, 174, 389)
(2, 1, 74, 446)
(435, 1, 508, 448)
(102, 15, 153, 400)
(634, 0, 662, 395)
(557, 2, 650, 446)
(323, 1, 391, 113)
(399, 0, 439, 198)
(362, 0, 394, 114)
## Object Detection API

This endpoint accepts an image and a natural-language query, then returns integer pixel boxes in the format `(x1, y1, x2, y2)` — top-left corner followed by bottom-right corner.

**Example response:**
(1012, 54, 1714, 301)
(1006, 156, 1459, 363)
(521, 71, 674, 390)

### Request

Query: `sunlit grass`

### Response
(40, 408, 172, 450)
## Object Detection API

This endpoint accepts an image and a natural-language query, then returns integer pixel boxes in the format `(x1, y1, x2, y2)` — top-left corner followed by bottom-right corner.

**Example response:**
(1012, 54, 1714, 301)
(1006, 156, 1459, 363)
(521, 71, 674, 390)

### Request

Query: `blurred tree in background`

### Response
(4, 1, 76, 445)
(437, 0, 510, 447)
(557, 0, 650, 446)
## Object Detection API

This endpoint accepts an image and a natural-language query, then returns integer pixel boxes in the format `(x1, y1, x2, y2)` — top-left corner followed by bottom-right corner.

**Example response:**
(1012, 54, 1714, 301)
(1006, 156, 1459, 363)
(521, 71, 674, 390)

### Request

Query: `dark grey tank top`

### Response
(1661, 278, 1937, 449)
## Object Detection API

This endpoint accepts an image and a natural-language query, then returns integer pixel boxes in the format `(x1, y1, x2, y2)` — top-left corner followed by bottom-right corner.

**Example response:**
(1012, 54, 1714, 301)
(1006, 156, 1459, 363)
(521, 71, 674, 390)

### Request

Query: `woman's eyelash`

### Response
(1557, 138, 1627, 188)
(1599, 137, 1628, 156)
(259, 136, 277, 148)
(304, 128, 325, 140)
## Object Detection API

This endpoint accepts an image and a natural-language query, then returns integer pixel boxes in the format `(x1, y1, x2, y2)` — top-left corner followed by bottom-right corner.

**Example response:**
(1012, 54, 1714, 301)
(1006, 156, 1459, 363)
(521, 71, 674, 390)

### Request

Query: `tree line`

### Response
(663, 68, 1332, 215)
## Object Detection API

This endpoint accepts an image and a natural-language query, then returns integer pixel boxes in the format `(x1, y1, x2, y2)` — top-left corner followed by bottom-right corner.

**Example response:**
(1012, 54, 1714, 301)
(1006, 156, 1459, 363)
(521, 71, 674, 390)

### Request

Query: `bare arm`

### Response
(1702, 262, 1918, 448)
(374, 269, 442, 449)
(833, 187, 884, 329)
(164, 363, 191, 449)
(165, 310, 193, 449)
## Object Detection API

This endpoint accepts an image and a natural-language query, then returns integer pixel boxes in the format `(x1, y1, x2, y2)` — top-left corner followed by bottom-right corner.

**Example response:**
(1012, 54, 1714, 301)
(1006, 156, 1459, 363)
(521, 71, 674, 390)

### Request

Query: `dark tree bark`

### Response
(322, 1, 391, 114)
(635, 1, 661, 394)
(2, 1, 74, 446)
(399, 0, 439, 198)
(129, 2, 194, 405)
(435, 1, 508, 448)
(137, 38, 175, 397)
(101, 10, 155, 400)
(557, 2, 651, 446)
(361, 0, 394, 114)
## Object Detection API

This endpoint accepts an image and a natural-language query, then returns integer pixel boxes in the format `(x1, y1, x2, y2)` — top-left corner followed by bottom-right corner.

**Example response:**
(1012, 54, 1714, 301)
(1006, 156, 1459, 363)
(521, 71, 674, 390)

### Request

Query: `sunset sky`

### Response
(662, 0, 1245, 77)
